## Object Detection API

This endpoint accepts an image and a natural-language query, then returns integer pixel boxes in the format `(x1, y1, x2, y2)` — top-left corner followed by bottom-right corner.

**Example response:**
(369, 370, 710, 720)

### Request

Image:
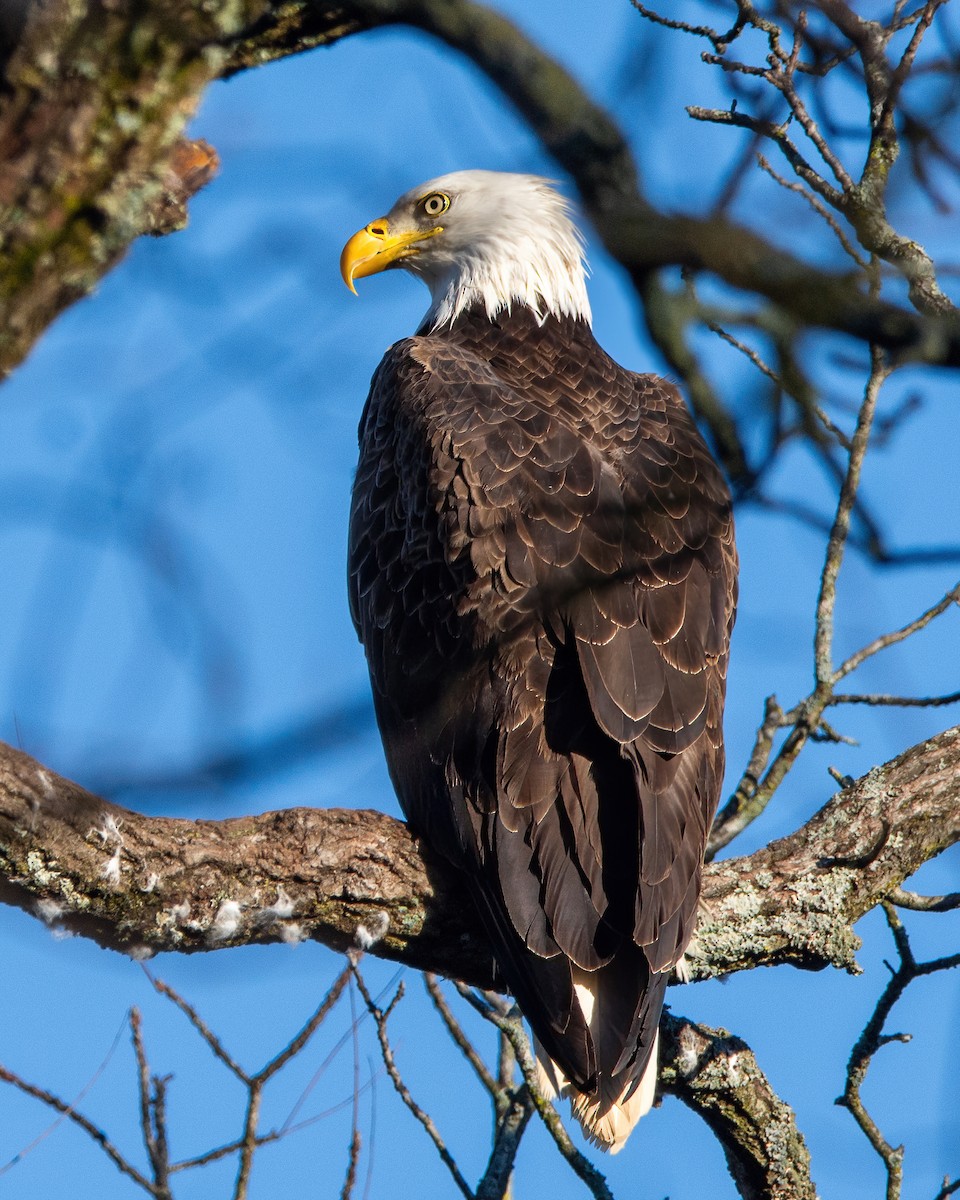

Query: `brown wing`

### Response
(348, 318, 737, 1098)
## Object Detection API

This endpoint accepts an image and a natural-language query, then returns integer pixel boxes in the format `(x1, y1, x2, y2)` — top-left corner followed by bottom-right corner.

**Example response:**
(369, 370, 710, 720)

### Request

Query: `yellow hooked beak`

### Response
(340, 219, 443, 294)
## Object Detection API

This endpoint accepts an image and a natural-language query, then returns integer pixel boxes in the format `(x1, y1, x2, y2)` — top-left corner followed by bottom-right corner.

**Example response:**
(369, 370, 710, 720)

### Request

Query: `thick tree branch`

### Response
(660, 1013, 818, 1200)
(0, 0, 258, 377)
(1, 725, 959, 986)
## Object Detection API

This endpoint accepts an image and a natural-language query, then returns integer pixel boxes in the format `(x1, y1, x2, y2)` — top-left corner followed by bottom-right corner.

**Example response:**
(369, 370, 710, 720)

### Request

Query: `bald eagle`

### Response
(341, 170, 737, 1152)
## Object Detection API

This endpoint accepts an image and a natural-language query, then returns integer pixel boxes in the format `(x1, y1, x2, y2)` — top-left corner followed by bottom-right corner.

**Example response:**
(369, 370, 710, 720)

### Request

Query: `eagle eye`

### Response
(419, 192, 450, 219)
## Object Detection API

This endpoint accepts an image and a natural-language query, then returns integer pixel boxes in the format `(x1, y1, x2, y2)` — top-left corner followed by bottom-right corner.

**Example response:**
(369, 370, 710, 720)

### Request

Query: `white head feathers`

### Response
(382, 170, 592, 329)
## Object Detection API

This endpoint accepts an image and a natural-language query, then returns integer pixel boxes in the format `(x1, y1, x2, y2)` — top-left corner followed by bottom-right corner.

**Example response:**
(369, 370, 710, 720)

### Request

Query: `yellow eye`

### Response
(419, 192, 450, 218)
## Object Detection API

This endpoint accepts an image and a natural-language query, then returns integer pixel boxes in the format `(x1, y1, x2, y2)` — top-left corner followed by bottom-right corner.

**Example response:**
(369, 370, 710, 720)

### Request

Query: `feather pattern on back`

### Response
(349, 302, 737, 1147)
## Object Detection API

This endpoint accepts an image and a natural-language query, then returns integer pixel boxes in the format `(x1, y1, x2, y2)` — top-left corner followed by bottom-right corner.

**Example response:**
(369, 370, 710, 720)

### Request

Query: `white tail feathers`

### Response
(533, 977, 660, 1153)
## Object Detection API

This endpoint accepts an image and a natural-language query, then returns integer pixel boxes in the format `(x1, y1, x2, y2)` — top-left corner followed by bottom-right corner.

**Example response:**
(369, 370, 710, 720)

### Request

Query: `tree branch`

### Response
(659, 1013, 818, 1200)
(0, 0, 248, 377)
(336, 0, 960, 366)
(5, 0, 960, 389)
(2, 726, 959, 986)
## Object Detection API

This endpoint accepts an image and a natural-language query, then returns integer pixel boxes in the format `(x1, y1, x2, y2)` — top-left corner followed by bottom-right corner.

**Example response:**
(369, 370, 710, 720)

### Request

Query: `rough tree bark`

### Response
(2, 727, 958, 983)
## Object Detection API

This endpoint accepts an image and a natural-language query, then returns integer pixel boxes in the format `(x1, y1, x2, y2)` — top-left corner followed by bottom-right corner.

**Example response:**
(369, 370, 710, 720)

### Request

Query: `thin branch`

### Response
(169, 1117, 336, 1173)
(341, 976, 362, 1200)
(756, 152, 871, 268)
(888, 886, 960, 913)
(144, 971, 249, 1083)
(883, 1, 946, 127)
(835, 583, 960, 679)
(0, 1064, 156, 1195)
(708, 695, 790, 858)
(149, 1075, 172, 1200)
(453, 985, 614, 1200)
(630, 2, 725, 43)
(425, 974, 499, 1097)
(837, 905, 960, 1200)
(279, 969, 401, 1135)
(829, 690, 960, 708)
(254, 964, 352, 1083)
(712, 343, 896, 855)
(232, 1083, 264, 1200)
(130, 1009, 156, 1169)
(815, 346, 889, 685)
(775, 28, 857, 191)
(171, 1133, 275, 1173)
(687, 104, 848, 207)
(707, 322, 782, 386)
(352, 968, 475, 1200)
(340, 1127, 362, 1200)
(130, 1009, 171, 1198)
(0, 1017, 127, 1180)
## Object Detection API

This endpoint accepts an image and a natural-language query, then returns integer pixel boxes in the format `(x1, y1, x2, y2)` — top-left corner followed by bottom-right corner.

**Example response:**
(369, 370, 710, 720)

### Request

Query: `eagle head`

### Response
(340, 169, 591, 328)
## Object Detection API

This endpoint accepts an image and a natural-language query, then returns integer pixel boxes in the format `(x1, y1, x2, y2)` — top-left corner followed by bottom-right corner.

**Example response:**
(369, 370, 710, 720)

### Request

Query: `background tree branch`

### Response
(5, 0, 960, 394)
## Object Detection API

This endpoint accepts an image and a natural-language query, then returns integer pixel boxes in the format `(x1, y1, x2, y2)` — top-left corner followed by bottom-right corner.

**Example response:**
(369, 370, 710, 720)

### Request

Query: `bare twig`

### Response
(423, 978, 534, 1199)
(888, 887, 960, 913)
(340, 1127, 362, 1200)
(141, 966, 353, 1195)
(234, 965, 353, 1200)
(341, 973, 363, 1200)
(710, 350, 889, 855)
(0, 1063, 156, 1194)
(232, 1085, 263, 1200)
(835, 583, 960, 679)
(130, 1010, 172, 1198)
(708, 695, 790, 858)
(425, 974, 498, 1097)
(144, 971, 248, 1082)
(0, 1018, 127, 1180)
(815, 346, 890, 683)
(280, 969, 402, 1135)
(829, 690, 960, 708)
(707, 322, 782, 386)
(353, 967, 475, 1200)
(149, 1075, 172, 1200)
(757, 152, 871, 268)
(453, 984, 615, 1200)
(254, 965, 353, 1083)
(837, 905, 960, 1200)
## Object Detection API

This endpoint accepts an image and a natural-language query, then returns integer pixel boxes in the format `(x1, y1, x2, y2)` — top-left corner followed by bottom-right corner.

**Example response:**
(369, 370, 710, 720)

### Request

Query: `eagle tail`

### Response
(533, 967, 664, 1154)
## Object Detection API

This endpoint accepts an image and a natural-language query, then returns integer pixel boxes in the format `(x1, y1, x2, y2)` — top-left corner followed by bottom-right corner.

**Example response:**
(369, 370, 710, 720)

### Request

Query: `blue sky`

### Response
(1, 2, 959, 1197)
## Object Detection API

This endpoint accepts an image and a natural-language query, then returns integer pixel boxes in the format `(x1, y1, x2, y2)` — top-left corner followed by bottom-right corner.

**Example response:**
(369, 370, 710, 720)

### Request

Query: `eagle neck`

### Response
(418, 251, 592, 332)
(421, 306, 603, 369)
